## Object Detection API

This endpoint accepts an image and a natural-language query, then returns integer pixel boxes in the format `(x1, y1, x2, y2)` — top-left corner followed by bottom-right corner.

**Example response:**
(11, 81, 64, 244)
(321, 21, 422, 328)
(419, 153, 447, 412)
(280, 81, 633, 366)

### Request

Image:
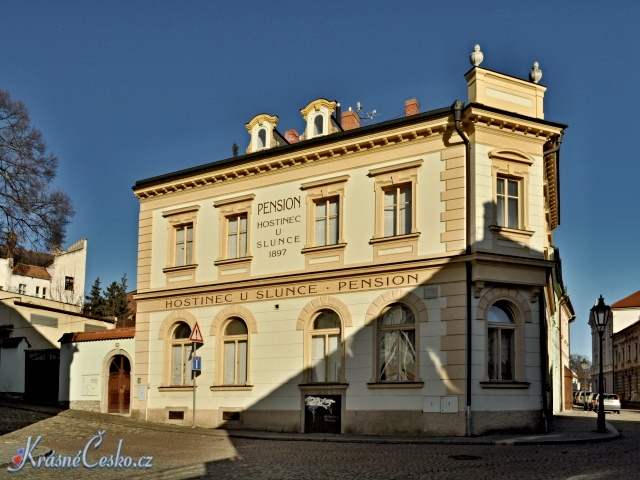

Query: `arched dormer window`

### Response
(245, 114, 280, 154)
(300, 99, 339, 140)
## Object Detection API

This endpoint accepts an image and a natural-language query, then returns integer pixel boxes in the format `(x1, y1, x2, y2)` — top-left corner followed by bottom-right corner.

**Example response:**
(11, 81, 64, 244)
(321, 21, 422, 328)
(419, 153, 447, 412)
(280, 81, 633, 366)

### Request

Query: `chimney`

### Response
(285, 129, 299, 144)
(341, 108, 360, 131)
(405, 98, 419, 116)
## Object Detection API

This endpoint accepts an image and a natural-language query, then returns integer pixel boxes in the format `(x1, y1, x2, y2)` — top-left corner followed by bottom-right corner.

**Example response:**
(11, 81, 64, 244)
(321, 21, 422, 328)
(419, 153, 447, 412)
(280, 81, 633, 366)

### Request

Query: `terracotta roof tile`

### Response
(12, 263, 51, 279)
(611, 290, 640, 308)
(60, 327, 135, 343)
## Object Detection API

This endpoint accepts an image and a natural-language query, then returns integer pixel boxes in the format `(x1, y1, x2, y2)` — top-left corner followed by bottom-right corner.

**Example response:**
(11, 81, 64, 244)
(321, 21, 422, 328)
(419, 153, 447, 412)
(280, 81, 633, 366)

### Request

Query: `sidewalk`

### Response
(0, 401, 620, 459)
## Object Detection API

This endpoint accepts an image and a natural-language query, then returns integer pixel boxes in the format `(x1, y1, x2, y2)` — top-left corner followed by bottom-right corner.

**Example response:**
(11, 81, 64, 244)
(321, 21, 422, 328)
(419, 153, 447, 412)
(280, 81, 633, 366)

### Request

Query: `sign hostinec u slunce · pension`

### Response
(161, 272, 421, 311)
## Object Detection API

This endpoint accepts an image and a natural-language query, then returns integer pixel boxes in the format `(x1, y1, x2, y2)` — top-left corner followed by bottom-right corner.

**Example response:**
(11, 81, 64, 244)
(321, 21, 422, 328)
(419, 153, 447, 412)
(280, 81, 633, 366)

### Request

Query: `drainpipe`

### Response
(453, 100, 472, 436)
(540, 285, 549, 431)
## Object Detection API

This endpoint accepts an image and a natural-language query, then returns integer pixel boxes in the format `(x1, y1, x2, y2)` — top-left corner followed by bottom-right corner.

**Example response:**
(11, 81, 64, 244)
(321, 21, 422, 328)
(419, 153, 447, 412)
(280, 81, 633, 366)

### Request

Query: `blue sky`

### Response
(2, 1, 639, 358)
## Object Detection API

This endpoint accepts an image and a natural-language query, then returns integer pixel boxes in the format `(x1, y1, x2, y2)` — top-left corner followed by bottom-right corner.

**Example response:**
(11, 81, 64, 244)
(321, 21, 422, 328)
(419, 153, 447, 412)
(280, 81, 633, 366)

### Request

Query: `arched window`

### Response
(313, 115, 324, 136)
(378, 304, 416, 382)
(487, 301, 516, 380)
(257, 128, 267, 150)
(171, 322, 193, 386)
(310, 310, 341, 383)
(222, 318, 248, 385)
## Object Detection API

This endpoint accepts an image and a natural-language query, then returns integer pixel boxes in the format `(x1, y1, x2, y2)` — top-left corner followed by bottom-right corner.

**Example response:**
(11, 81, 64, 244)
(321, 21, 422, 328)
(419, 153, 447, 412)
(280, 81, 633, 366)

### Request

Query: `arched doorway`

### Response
(108, 355, 131, 413)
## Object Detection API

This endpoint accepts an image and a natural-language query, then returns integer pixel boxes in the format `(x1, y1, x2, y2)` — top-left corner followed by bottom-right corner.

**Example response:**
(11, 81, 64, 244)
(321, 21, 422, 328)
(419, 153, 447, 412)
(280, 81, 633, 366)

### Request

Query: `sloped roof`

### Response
(0, 337, 31, 348)
(12, 263, 52, 279)
(611, 290, 640, 308)
(59, 327, 135, 344)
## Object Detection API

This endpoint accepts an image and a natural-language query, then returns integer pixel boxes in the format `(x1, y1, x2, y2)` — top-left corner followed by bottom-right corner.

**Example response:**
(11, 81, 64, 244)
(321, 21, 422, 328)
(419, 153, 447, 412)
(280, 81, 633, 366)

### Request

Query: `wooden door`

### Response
(108, 355, 130, 413)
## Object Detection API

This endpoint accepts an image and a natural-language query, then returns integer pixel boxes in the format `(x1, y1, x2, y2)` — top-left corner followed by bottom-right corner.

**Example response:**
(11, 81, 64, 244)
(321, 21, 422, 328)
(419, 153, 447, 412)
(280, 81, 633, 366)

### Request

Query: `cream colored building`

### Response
(132, 52, 569, 436)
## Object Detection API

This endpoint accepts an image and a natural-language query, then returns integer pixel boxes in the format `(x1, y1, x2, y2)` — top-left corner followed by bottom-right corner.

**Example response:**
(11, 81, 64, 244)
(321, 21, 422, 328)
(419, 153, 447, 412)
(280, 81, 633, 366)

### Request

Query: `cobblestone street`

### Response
(1, 403, 639, 479)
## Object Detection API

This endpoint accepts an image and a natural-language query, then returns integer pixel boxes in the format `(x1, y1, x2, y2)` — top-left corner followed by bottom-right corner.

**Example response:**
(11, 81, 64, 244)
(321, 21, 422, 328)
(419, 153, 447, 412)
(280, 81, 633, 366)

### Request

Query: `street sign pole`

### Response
(192, 343, 196, 428)
(189, 322, 204, 428)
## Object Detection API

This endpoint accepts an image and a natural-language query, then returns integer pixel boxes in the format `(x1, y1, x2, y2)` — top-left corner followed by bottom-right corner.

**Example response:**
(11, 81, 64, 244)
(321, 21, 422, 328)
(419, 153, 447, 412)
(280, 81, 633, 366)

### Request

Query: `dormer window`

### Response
(245, 114, 287, 154)
(300, 99, 340, 140)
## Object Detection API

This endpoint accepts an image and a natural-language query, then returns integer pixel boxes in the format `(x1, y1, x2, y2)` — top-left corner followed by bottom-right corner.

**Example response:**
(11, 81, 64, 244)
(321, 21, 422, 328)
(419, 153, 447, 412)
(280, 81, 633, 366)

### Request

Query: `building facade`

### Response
(132, 51, 568, 436)
(0, 238, 88, 306)
(595, 289, 640, 402)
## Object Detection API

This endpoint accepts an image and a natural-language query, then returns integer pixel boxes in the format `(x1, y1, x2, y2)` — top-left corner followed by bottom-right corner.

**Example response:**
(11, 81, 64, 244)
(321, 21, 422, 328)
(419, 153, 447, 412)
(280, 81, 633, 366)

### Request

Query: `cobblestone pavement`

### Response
(0, 403, 638, 479)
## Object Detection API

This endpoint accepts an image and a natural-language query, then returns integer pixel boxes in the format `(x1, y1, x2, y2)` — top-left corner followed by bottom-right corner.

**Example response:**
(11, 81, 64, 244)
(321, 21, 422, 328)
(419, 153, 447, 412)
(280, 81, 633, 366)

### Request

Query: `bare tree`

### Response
(0, 90, 74, 251)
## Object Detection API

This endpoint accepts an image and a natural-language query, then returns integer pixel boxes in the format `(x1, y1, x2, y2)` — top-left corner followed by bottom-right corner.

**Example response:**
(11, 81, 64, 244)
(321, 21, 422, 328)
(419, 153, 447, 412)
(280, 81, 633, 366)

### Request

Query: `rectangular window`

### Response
(65, 276, 74, 291)
(175, 224, 194, 267)
(496, 177, 520, 229)
(314, 198, 339, 246)
(383, 185, 412, 237)
(488, 328, 514, 380)
(18, 284, 26, 295)
(227, 214, 247, 259)
(42, 287, 46, 298)
(311, 333, 340, 383)
(223, 340, 247, 384)
(171, 344, 192, 386)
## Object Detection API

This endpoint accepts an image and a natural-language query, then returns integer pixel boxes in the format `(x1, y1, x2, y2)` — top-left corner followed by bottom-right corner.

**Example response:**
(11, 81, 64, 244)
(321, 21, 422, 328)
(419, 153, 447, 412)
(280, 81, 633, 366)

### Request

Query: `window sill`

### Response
(301, 243, 347, 254)
(214, 256, 253, 266)
(210, 385, 254, 392)
(479, 381, 531, 389)
(489, 225, 534, 241)
(162, 264, 198, 274)
(367, 381, 424, 389)
(369, 232, 420, 245)
(158, 385, 196, 392)
(299, 383, 349, 392)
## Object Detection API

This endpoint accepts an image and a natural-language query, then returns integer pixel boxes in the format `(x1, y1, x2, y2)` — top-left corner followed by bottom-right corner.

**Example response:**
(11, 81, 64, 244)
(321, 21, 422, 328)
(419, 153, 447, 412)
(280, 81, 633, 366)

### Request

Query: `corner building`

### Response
(132, 56, 568, 436)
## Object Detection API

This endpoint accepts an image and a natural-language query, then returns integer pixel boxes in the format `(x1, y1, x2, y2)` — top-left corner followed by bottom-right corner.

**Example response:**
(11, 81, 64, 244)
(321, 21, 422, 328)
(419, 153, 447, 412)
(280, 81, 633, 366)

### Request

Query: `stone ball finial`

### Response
(529, 62, 542, 84)
(470, 44, 483, 67)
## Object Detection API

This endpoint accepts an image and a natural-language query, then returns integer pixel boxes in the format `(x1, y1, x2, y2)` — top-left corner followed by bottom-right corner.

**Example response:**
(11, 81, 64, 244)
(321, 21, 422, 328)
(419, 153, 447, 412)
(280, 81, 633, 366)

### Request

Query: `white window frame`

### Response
(214, 194, 255, 276)
(221, 318, 249, 386)
(168, 321, 193, 387)
(162, 205, 200, 271)
(376, 303, 417, 383)
(308, 310, 343, 384)
(488, 149, 534, 242)
(368, 160, 422, 241)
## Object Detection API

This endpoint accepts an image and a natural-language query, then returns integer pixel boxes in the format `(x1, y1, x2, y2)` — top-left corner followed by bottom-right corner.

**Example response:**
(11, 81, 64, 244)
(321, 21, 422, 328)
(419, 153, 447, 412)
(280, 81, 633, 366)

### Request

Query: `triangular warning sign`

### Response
(189, 322, 204, 343)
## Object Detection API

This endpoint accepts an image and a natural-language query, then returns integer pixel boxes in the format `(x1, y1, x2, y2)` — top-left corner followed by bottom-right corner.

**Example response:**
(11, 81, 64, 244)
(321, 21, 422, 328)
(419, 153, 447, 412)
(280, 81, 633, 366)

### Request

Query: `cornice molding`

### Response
(133, 119, 450, 200)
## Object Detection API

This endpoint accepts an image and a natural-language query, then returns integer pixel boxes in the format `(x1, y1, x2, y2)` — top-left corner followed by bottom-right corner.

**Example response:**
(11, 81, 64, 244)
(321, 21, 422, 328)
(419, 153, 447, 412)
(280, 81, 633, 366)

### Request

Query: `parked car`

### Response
(587, 392, 598, 411)
(578, 391, 592, 408)
(596, 393, 621, 414)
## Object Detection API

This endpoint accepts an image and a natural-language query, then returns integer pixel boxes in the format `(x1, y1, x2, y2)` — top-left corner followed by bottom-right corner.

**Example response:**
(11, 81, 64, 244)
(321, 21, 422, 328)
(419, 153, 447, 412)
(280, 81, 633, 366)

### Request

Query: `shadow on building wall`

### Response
(151, 197, 564, 446)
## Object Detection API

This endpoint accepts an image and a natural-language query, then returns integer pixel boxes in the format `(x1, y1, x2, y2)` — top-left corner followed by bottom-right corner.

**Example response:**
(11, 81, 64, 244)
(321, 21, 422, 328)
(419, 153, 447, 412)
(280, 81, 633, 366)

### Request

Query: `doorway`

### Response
(107, 355, 131, 414)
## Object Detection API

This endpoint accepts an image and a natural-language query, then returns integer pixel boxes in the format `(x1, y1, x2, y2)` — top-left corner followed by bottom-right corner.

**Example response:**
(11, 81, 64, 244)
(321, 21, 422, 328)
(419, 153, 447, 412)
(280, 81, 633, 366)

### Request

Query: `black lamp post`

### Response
(590, 295, 612, 433)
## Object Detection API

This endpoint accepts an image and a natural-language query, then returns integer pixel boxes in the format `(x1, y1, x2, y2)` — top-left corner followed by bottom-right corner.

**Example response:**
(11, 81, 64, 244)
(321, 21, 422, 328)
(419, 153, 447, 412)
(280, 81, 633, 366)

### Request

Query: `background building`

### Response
(0, 238, 87, 306)
(592, 289, 640, 402)
(132, 50, 569, 436)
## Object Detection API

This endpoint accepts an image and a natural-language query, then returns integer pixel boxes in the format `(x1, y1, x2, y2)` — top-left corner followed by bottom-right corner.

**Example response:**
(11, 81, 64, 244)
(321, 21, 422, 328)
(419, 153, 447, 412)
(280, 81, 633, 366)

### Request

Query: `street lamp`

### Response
(590, 295, 612, 433)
